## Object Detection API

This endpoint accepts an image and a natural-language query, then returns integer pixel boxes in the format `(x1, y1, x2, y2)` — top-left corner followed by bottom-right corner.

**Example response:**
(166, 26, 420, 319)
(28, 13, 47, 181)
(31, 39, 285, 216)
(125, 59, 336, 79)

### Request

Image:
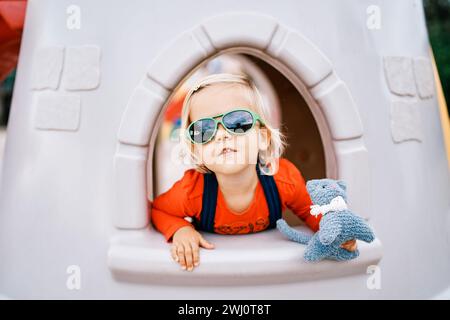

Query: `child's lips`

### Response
(218, 147, 237, 156)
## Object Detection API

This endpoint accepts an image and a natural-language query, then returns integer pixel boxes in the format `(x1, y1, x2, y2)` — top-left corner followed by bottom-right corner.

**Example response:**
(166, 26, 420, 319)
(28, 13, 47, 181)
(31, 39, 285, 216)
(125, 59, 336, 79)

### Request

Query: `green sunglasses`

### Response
(186, 108, 265, 144)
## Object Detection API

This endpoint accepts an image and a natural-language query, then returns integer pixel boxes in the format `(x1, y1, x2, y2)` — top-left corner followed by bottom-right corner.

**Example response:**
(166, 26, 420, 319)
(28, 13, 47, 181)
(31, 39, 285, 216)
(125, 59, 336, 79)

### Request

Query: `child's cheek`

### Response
(196, 144, 215, 166)
(192, 144, 205, 164)
(240, 130, 260, 161)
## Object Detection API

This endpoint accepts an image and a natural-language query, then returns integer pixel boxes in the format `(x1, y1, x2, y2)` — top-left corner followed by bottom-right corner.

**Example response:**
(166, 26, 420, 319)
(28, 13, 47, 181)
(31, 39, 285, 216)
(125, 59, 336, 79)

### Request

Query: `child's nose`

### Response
(215, 123, 231, 141)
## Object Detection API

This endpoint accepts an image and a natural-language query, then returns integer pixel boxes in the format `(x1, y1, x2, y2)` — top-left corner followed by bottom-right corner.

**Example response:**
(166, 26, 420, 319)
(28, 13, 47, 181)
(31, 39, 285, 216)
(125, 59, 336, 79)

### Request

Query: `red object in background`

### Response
(0, 0, 26, 82)
(164, 91, 187, 123)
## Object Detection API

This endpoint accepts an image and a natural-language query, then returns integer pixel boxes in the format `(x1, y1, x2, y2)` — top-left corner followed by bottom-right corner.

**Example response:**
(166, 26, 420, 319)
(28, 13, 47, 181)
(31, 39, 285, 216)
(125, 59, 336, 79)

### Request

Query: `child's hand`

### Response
(340, 239, 357, 252)
(171, 226, 215, 271)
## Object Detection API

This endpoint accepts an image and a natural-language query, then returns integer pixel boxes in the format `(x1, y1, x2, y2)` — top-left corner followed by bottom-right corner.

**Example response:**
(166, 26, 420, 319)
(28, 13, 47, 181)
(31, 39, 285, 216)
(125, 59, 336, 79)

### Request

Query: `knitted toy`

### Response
(276, 179, 375, 262)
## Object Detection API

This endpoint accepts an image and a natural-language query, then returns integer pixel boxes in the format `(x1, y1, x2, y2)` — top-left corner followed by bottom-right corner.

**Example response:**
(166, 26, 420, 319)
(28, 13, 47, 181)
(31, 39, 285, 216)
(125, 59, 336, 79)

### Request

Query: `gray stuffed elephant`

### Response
(277, 179, 375, 262)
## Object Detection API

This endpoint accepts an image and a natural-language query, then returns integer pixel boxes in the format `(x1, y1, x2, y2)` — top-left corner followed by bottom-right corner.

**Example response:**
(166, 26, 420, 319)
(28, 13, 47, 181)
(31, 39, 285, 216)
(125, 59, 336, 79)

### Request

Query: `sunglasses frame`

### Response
(186, 108, 265, 145)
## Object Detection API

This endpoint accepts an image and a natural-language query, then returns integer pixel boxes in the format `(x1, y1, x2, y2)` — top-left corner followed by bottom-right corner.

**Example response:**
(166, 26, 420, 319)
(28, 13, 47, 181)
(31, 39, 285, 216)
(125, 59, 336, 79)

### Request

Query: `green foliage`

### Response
(424, 0, 450, 116)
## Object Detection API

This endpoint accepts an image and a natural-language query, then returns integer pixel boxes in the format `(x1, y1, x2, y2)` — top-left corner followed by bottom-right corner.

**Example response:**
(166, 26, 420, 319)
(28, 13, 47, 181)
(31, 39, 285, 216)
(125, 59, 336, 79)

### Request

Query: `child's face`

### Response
(188, 83, 266, 175)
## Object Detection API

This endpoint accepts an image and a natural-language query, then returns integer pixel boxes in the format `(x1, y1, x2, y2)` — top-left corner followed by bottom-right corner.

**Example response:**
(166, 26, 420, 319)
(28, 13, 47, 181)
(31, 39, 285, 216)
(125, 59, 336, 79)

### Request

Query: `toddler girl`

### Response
(150, 73, 357, 271)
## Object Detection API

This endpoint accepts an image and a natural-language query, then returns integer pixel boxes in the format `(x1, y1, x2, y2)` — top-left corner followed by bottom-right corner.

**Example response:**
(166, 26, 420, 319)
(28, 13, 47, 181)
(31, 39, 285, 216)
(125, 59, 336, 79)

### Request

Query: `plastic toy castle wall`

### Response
(0, 0, 449, 299)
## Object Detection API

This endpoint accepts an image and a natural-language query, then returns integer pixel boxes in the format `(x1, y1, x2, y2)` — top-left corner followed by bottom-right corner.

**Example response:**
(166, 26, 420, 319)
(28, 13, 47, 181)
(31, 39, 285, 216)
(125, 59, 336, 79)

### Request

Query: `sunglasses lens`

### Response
(189, 119, 216, 143)
(222, 110, 254, 134)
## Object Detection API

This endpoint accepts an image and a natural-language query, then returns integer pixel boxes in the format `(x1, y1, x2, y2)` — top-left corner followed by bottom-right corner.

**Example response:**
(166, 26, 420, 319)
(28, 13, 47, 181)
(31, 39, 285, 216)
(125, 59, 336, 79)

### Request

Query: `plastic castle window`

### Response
(108, 52, 382, 284)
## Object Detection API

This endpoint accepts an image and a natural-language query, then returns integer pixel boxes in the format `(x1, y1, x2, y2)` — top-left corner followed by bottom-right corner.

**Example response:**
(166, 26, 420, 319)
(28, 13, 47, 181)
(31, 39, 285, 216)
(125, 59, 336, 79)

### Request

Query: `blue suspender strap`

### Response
(197, 172, 218, 233)
(256, 159, 282, 229)
(196, 159, 282, 232)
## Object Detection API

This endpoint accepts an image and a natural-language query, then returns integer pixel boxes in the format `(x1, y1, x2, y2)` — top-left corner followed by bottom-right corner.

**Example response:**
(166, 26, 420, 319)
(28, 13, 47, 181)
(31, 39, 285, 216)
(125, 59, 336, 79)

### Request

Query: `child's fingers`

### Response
(170, 244, 179, 262)
(348, 241, 357, 251)
(199, 236, 215, 249)
(183, 243, 194, 271)
(341, 239, 357, 251)
(176, 244, 187, 270)
(190, 241, 200, 267)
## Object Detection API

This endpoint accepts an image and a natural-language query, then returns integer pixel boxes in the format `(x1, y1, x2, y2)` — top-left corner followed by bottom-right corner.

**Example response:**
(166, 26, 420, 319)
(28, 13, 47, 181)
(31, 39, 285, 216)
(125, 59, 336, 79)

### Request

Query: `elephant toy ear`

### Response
(337, 180, 347, 192)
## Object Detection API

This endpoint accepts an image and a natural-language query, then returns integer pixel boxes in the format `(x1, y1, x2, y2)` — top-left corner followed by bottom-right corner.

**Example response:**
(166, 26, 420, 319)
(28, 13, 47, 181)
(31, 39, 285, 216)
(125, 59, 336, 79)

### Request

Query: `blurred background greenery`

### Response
(424, 0, 450, 116)
(0, 70, 14, 126)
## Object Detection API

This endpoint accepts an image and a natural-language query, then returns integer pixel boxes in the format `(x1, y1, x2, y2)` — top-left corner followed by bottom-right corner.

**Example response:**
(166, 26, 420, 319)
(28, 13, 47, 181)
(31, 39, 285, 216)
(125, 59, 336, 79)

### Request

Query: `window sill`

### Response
(107, 226, 383, 286)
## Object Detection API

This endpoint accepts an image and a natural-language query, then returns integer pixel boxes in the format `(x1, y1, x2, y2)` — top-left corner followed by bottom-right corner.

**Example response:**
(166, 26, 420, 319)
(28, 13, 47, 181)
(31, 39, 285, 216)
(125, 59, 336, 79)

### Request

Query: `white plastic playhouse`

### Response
(0, 0, 449, 299)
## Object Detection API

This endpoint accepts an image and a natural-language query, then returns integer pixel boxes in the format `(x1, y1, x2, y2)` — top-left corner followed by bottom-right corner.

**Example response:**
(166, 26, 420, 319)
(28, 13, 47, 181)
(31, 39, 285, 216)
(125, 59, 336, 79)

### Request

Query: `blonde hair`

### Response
(179, 73, 288, 175)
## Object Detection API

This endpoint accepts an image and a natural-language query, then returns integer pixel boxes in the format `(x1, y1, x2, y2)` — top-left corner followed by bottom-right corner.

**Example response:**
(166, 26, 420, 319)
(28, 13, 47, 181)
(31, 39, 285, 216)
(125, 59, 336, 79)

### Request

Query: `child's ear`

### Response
(258, 128, 270, 151)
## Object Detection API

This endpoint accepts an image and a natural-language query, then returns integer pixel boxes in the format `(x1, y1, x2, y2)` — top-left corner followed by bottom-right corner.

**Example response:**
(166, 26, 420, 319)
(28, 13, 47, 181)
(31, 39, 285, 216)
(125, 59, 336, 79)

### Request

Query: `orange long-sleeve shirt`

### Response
(150, 158, 322, 242)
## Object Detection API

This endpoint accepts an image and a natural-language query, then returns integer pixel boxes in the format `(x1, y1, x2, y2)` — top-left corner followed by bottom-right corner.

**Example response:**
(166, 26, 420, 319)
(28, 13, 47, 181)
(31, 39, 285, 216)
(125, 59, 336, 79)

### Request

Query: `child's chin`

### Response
(209, 162, 249, 175)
